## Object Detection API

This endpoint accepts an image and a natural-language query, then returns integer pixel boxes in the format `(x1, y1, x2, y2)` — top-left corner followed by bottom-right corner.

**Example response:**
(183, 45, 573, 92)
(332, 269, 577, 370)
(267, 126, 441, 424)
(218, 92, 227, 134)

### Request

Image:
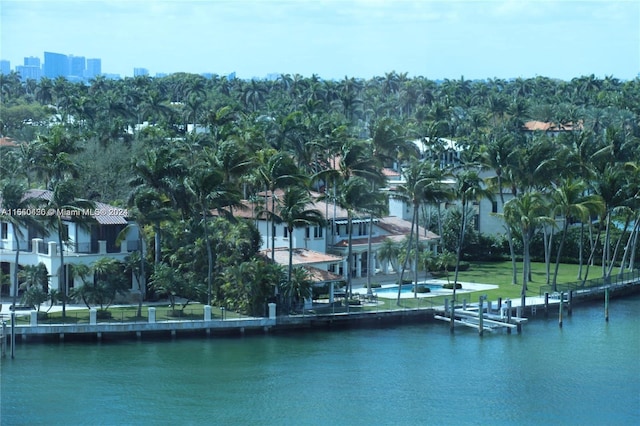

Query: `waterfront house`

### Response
(0, 189, 140, 299)
(228, 190, 440, 282)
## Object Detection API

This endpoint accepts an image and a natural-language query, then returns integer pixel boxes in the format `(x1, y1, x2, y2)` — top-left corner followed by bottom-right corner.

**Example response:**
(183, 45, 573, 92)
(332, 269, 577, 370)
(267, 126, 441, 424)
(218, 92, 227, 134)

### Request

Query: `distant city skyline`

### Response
(1, 0, 639, 81)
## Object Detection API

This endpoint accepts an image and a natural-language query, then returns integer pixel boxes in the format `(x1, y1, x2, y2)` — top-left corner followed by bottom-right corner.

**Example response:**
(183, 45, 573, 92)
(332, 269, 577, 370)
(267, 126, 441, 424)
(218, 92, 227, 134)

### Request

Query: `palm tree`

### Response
(42, 180, 95, 320)
(256, 151, 304, 261)
(549, 178, 605, 290)
(482, 132, 519, 284)
(185, 156, 242, 306)
(377, 238, 402, 281)
(504, 190, 548, 309)
(129, 147, 185, 263)
(393, 159, 451, 302)
(0, 182, 46, 358)
(452, 170, 493, 292)
(274, 186, 325, 287)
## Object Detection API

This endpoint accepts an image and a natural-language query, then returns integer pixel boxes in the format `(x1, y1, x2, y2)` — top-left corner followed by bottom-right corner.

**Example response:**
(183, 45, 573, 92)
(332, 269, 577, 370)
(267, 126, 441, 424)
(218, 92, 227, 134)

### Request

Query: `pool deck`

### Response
(352, 280, 498, 299)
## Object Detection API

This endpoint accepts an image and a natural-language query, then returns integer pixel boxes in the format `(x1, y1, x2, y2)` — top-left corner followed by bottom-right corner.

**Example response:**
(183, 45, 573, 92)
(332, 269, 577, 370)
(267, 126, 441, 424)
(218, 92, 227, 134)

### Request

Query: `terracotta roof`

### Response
(259, 247, 343, 266)
(0, 137, 18, 148)
(382, 167, 400, 177)
(302, 265, 343, 283)
(523, 120, 583, 132)
(230, 190, 351, 221)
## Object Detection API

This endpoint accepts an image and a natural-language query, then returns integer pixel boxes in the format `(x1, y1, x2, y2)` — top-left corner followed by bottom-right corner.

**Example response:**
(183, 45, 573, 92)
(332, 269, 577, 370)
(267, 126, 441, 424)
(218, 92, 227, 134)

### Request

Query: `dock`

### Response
(434, 300, 528, 335)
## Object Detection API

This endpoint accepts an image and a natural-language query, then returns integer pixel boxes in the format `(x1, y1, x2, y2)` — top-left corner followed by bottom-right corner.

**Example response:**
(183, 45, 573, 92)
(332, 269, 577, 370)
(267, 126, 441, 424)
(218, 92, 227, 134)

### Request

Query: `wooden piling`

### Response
(506, 299, 512, 334)
(1, 320, 6, 358)
(449, 298, 455, 334)
(10, 312, 15, 359)
(544, 292, 549, 318)
(558, 292, 564, 328)
(568, 290, 573, 316)
(478, 297, 484, 337)
(605, 288, 609, 322)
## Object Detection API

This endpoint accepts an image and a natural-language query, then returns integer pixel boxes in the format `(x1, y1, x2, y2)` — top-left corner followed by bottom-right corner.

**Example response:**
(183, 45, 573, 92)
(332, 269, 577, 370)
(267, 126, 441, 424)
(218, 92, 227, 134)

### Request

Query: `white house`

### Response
(0, 189, 141, 298)
(229, 190, 440, 282)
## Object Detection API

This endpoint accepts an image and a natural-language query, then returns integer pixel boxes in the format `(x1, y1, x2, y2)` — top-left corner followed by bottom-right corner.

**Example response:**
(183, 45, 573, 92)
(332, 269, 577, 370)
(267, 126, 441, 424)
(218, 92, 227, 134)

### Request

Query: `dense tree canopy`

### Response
(1, 71, 638, 314)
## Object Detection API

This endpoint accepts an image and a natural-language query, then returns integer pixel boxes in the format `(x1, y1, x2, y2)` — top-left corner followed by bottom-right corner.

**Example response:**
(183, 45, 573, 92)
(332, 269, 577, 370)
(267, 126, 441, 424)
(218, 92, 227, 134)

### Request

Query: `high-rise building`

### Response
(85, 58, 102, 79)
(68, 55, 86, 79)
(0, 60, 10, 74)
(43, 51, 69, 78)
(24, 56, 40, 67)
(134, 67, 149, 77)
(16, 65, 42, 81)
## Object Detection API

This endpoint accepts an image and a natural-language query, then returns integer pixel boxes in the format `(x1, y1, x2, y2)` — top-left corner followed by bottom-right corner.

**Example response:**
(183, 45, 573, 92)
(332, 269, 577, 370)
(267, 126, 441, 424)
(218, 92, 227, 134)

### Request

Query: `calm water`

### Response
(2, 295, 639, 426)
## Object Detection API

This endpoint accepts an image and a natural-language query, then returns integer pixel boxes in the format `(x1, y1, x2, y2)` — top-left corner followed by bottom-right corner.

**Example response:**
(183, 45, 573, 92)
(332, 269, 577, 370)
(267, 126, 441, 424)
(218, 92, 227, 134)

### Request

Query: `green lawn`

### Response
(366, 261, 585, 310)
(14, 261, 593, 323)
(16, 303, 247, 325)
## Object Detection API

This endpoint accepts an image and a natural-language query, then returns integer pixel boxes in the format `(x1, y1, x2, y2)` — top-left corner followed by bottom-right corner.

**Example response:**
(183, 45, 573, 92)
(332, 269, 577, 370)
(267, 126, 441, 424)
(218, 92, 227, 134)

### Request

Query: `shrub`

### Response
(413, 285, 431, 293)
(370, 282, 382, 288)
(96, 309, 112, 320)
(443, 283, 462, 290)
(168, 309, 184, 318)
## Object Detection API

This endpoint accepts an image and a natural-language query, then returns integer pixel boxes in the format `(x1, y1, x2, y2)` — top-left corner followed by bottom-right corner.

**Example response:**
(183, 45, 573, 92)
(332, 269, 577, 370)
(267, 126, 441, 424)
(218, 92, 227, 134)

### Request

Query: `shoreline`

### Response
(2, 281, 638, 345)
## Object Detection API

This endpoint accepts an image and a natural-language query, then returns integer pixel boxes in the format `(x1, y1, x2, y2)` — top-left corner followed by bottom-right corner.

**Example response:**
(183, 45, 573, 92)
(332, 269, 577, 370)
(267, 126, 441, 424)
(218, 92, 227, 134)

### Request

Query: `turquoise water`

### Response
(2, 295, 639, 425)
(375, 283, 442, 294)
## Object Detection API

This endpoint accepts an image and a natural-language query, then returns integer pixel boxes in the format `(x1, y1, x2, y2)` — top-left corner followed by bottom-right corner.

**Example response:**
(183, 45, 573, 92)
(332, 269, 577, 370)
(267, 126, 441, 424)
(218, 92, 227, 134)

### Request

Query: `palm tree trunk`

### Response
(58, 227, 66, 320)
(453, 203, 467, 289)
(577, 223, 585, 280)
(10, 225, 20, 359)
(607, 215, 630, 278)
(414, 206, 420, 298)
(203, 206, 213, 306)
(552, 220, 569, 291)
(617, 219, 637, 275)
(522, 233, 530, 309)
(154, 221, 161, 265)
(397, 207, 416, 305)
(137, 234, 146, 317)
(498, 180, 518, 285)
(366, 214, 374, 296)
(581, 224, 602, 286)
(346, 214, 354, 301)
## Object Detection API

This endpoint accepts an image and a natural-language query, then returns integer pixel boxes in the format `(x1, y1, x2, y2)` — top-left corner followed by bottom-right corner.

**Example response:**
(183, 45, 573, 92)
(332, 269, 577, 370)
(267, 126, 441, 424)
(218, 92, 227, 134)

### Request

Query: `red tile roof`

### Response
(259, 247, 343, 266)
(523, 120, 583, 132)
(0, 137, 18, 148)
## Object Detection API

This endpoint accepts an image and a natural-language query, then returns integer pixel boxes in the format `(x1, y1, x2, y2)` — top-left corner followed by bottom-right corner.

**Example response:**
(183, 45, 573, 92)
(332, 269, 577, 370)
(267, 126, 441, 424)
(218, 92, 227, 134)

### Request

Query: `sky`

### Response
(1, 0, 639, 81)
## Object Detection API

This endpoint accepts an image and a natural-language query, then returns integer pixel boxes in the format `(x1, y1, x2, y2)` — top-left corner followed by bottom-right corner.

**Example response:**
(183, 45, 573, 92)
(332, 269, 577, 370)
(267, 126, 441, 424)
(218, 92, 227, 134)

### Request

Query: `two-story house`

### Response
(0, 189, 141, 298)
(230, 189, 440, 283)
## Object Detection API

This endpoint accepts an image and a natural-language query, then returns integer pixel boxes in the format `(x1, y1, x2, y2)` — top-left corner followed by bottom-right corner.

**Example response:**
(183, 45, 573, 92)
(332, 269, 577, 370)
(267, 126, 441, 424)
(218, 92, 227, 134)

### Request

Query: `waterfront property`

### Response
(0, 189, 141, 298)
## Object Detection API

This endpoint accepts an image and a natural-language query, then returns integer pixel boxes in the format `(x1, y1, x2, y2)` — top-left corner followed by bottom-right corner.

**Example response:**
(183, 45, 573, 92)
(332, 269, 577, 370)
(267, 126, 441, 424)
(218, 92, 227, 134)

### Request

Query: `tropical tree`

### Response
(273, 186, 325, 286)
(18, 263, 50, 312)
(42, 180, 95, 319)
(451, 170, 492, 291)
(280, 266, 314, 313)
(185, 153, 243, 306)
(0, 182, 46, 358)
(549, 178, 605, 290)
(504, 190, 549, 309)
(393, 158, 451, 302)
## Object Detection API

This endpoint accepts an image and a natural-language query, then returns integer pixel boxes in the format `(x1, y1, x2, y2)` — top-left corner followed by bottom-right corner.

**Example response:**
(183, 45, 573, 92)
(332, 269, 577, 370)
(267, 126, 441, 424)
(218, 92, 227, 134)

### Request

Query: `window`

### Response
(1, 222, 7, 239)
(492, 201, 498, 214)
(284, 227, 288, 238)
(314, 226, 323, 238)
(305, 226, 311, 239)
